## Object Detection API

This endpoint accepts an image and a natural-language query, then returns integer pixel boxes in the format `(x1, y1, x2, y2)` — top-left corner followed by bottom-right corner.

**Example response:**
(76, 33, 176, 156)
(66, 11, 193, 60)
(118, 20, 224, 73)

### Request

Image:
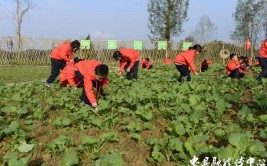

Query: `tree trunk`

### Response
(16, 0, 22, 50)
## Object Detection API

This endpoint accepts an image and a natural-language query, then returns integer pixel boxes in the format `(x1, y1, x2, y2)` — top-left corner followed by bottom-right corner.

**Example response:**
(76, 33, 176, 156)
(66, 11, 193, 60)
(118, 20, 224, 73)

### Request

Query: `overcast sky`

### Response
(0, 0, 237, 41)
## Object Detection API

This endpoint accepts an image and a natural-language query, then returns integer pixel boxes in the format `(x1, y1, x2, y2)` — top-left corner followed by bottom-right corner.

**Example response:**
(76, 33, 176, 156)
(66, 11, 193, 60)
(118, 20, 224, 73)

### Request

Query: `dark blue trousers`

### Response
(46, 58, 66, 84)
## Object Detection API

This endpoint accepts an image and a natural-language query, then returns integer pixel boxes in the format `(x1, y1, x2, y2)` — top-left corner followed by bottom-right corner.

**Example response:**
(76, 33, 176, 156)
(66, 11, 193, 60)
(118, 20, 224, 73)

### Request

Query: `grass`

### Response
(0, 65, 51, 85)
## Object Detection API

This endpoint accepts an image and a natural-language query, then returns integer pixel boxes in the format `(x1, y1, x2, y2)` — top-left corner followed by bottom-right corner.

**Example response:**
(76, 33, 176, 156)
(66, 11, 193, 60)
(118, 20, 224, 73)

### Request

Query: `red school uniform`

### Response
(74, 60, 108, 107)
(226, 59, 243, 75)
(164, 58, 172, 64)
(59, 64, 81, 87)
(174, 49, 197, 74)
(140, 59, 152, 69)
(50, 42, 74, 64)
(119, 48, 140, 72)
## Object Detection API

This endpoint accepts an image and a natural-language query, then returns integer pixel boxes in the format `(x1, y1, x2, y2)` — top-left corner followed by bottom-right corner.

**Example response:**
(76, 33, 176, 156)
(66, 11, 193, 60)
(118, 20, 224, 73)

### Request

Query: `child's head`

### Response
(95, 64, 109, 81)
(70, 40, 81, 53)
(74, 57, 83, 63)
(190, 44, 202, 54)
(145, 58, 150, 62)
(113, 51, 122, 61)
(230, 53, 238, 61)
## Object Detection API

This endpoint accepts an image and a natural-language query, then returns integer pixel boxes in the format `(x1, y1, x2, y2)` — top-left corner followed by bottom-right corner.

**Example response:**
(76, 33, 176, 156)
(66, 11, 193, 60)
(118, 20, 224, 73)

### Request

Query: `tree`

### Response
(231, 0, 265, 44)
(147, 0, 189, 41)
(192, 15, 218, 44)
(15, 0, 31, 49)
(183, 35, 194, 42)
(262, 1, 267, 39)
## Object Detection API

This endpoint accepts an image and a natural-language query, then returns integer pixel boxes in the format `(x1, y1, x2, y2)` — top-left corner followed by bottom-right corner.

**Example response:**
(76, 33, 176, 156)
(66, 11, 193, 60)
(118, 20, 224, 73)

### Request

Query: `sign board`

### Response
(134, 41, 142, 50)
(158, 41, 167, 50)
(81, 40, 90, 49)
(108, 40, 117, 49)
(182, 42, 192, 50)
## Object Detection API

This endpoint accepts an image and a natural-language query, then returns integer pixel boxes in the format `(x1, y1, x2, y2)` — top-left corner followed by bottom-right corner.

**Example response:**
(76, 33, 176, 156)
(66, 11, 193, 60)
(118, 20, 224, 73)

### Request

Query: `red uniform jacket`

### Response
(140, 60, 152, 69)
(50, 42, 73, 63)
(60, 64, 78, 87)
(164, 58, 172, 64)
(74, 60, 108, 107)
(174, 49, 197, 74)
(119, 48, 140, 72)
(226, 60, 242, 75)
(259, 39, 267, 58)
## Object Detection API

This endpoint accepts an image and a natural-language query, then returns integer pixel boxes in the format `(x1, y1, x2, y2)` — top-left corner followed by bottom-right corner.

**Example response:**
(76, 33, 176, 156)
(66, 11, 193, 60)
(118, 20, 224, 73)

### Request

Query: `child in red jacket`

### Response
(113, 48, 140, 80)
(141, 58, 153, 69)
(200, 59, 212, 72)
(164, 57, 172, 64)
(59, 58, 84, 88)
(226, 53, 245, 79)
(45, 40, 80, 87)
(74, 60, 109, 112)
(174, 44, 202, 82)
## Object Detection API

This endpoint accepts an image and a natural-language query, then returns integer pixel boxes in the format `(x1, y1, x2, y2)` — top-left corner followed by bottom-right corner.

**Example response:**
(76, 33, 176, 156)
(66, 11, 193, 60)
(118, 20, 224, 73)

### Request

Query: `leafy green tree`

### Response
(231, 0, 265, 44)
(183, 35, 194, 42)
(147, 0, 189, 41)
(193, 15, 218, 44)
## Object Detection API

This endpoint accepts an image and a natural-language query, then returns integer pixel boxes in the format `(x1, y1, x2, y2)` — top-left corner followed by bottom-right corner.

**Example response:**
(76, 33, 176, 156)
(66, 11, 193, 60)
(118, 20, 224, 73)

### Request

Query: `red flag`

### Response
(246, 38, 251, 51)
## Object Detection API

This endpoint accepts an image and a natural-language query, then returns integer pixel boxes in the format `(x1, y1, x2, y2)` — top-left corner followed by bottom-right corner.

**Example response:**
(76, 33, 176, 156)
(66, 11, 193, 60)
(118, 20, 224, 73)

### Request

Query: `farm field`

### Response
(0, 64, 266, 166)
(0, 65, 50, 85)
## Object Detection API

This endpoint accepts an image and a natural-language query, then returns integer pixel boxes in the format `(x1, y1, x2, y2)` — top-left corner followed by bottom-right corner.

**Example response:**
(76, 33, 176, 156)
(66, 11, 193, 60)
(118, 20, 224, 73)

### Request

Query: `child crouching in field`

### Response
(45, 40, 80, 87)
(199, 59, 212, 72)
(226, 53, 245, 79)
(141, 58, 153, 69)
(59, 57, 84, 88)
(174, 44, 202, 82)
(164, 57, 172, 64)
(74, 60, 109, 112)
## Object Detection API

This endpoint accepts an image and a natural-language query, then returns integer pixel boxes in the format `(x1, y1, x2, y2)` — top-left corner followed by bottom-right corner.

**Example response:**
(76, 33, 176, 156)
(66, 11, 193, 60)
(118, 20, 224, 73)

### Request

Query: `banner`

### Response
(182, 42, 192, 51)
(81, 40, 90, 49)
(134, 41, 143, 50)
(108, 40, 117, 49)
(158, 41, 167, 50)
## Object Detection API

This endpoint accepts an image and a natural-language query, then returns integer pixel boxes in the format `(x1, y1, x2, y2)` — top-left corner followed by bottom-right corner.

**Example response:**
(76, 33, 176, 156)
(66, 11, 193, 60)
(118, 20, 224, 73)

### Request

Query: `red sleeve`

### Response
(101, 78, 108, 86)
(84, 77, 97, 107)
(119, 61, 127, 72)
(60, 44, 72, 62)
(67, 67, 76, 86)
(227, 61, 238, 70)
(128, 54, 137, 69)
(146, 62, 150, 69)
(184, 55, 197, 74)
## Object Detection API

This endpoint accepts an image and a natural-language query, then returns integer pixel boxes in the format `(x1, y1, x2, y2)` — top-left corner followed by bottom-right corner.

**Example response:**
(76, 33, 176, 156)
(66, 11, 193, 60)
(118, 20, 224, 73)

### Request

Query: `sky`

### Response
(0, 0, 237, 42)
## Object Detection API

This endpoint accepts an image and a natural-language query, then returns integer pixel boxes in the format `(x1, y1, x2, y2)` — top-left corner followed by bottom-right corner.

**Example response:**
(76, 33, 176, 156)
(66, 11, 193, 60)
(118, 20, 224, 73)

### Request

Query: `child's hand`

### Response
(126, 67, 131, 72)
(94, 107, 99, 113)
(195, 72, 199, 75)
(118, 72, 122, 77)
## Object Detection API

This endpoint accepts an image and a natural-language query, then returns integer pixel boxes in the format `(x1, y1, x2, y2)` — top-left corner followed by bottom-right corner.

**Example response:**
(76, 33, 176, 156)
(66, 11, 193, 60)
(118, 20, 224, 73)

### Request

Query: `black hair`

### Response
(95, 64, 109, 77)
(74, 57, 84, 63)
(113, 51, 122, 60)
(191, 44, 203, 52)
(145, 58, 150, 61)
(70, 40, 81, 50)
(201, 59, 209, 72)
(188, 44, 202, 52)
(230, 53, 237, 59)
(239, 56, 249, 66)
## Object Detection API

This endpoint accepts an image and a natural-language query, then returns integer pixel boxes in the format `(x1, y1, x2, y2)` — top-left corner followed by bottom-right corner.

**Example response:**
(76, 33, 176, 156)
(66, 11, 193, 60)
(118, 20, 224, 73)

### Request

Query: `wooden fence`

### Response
(0, 37, 260, 66)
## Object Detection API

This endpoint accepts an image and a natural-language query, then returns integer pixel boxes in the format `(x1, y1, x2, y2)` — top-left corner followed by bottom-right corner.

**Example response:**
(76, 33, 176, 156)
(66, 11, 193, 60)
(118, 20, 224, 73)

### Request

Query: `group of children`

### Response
(44, 40, 266, 110)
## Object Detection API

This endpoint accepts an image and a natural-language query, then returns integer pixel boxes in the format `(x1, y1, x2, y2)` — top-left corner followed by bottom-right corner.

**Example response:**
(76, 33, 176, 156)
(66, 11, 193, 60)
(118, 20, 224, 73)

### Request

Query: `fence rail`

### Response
(0, 37, 260, 66)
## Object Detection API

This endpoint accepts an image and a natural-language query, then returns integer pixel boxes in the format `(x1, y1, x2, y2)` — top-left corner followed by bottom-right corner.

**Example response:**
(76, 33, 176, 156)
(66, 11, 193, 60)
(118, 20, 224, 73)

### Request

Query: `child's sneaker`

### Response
(44, 82, 51, 87)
